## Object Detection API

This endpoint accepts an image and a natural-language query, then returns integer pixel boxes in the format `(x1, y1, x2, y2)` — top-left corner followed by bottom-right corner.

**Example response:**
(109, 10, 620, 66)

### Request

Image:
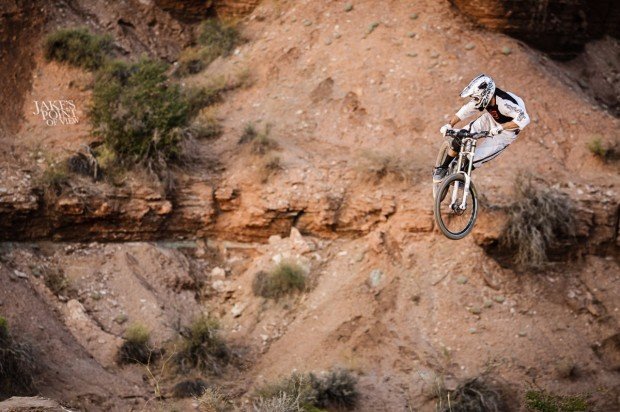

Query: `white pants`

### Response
(468, 113, 517, 168)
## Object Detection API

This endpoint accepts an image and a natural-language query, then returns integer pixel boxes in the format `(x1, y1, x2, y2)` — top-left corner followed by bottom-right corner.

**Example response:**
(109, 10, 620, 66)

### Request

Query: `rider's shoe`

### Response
(433, 167, 448, 183)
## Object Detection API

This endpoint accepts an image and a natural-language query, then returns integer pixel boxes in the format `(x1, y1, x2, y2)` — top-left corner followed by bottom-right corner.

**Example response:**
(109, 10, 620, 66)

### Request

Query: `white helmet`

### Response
(460, 74, 495, 109)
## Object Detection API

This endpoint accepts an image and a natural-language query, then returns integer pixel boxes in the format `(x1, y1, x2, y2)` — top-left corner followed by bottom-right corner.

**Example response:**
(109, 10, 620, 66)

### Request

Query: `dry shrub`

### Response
(355, 150, 410, 183)
(175, 316, 230, 375)
(313, 368, 359, 409)
(0, 317, 36, 399)
(172, 379, 208, 398)
(254, 372, 317, 411)
(439, 377, 507, 412)
(500, 175, 576, 270)
(253, 392, 299, 412)
(254, 368, 358, 411)
(252, 261, 306, 300)
(525, 389, 590, 411)
(117, 323, 151, 364)
(44, 267, 76, 298)
(196, 387, 230, 412)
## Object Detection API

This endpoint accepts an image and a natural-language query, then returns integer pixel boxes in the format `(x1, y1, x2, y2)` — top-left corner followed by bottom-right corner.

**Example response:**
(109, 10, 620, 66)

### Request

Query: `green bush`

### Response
(525, 389, 589, 412)
(117, 323, 151, 364)
(0, 317, 36, 399)
(175, 316, 230, 374)
(90, 58, 189, 163)
(252, 261, 306, 299)
(500, 175, 576, 270)
(44, 27, 113, 70)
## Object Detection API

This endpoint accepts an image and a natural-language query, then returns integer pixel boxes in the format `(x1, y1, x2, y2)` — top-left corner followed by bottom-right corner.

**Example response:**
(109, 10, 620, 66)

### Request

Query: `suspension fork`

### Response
(449, 139, 476, 209)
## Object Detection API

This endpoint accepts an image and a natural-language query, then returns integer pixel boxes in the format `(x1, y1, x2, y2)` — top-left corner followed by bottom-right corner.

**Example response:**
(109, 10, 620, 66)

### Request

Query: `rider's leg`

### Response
(473, 132, 517, 168)
(466, 113, 518, 168)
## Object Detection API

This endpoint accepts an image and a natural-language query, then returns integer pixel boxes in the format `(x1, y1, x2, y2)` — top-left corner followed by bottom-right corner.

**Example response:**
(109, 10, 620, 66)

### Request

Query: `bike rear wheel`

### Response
(434, 174, 478, 240)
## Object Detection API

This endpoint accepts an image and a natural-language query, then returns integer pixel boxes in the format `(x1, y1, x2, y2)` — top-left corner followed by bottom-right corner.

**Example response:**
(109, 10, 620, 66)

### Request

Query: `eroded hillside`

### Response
(0, 0, 619, 411)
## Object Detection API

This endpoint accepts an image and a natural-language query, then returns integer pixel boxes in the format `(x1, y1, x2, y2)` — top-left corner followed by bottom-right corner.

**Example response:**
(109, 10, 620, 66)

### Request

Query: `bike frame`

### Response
(450, 137, 477, 210)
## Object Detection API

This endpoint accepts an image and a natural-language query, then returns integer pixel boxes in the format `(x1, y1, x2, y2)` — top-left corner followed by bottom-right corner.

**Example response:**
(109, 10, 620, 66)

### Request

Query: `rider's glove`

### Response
(440, 123, 451, 136)
(490, 124, 503, 136)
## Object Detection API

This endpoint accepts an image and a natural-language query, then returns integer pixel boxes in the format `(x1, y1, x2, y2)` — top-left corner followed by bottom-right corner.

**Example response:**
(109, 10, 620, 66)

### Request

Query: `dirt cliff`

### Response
(1, 0, 619, 410)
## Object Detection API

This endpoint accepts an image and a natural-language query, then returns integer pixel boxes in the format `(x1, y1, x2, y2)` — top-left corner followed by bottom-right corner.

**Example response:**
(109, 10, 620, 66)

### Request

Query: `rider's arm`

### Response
(498, 98, 530, 130)
(501, 120, 521, 131)
(448, 115, 461, 127)
(454, 100, 479, 125)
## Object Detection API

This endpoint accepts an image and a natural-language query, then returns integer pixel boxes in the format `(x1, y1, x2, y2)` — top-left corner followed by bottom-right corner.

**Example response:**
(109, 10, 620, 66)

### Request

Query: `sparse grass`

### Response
(175, 47, 208, 77)
(525, 389, 590, 412)
(238, 123, 258, 144)
(189, 110, 223, 140)
(259, 154, 283, 183)
(356, 150, 410, 183)
(254, 368, 358, 411)
(38, 162, 70, 196)
(0, 316, 36, 398)
(44, 27, 113, 70)
(438, 377, 507, 412)
(238, 123, 278, 154)
(252, 261, 307, 299)
(198, 19, 241, 54)
(183, 82, 226, 118)
(117, 323, 151, 364)
(90, 58, 189, 164)
(174, 19, 241, 77)
(175, 316, 230, 375)
(499, 175, 576, 270)
(587, 136, 616, 161)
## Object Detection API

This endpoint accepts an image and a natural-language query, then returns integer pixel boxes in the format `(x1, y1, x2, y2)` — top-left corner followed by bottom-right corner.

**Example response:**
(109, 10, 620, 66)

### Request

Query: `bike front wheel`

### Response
(434, 174, 478, 240)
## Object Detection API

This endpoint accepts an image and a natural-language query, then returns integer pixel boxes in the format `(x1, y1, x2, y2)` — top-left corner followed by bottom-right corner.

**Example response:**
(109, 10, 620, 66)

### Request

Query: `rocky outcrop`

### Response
(153, 0, 261, 21)
(1, 165, 617, 250)
(451, 0, 620, 59)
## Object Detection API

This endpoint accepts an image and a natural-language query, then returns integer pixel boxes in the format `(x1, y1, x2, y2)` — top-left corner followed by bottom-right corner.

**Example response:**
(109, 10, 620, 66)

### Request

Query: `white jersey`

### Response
(456, 88, 530, 130)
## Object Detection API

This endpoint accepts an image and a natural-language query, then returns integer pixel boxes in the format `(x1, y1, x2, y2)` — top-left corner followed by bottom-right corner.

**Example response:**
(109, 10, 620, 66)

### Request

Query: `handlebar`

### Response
(444, 129, 490, 139)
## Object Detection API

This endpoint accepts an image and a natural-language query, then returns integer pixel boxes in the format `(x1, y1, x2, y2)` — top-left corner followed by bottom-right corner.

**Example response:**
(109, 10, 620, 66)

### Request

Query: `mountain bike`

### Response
(432, 129, 490, 240)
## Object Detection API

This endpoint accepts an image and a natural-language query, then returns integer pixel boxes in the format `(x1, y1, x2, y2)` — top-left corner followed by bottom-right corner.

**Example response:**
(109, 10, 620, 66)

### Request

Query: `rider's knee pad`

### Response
(450, 137, 461, 152)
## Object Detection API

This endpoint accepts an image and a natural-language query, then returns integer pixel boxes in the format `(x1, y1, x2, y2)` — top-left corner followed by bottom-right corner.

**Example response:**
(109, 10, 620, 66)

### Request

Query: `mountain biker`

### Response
(433, 74, 530, 182)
